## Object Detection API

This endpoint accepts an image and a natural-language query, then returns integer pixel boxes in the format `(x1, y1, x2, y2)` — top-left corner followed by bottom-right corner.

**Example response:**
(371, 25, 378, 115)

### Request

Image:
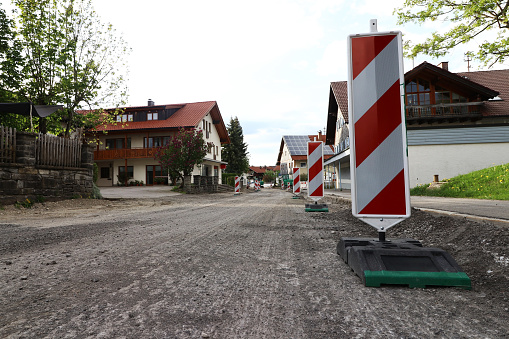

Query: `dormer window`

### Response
(116, 114, 133, 122)
(147, 112, 158, 121)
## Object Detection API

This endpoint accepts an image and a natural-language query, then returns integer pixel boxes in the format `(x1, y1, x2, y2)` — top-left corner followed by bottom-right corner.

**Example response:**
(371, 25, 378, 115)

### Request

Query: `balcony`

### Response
(406, 102, 483, 124)
(94, 147, 157, 160)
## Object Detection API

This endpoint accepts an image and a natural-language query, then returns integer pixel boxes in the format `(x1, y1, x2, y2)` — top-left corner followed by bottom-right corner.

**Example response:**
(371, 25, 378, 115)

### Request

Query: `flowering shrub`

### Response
(153, 128, 212, 186)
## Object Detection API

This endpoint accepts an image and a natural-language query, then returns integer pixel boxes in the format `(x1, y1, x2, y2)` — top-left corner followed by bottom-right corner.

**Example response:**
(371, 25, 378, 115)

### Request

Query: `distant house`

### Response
(248, 165, 280, 181)
(86, 100, 230, 187)
(276, 133, 334, 179)
(325, 61, 509, 188)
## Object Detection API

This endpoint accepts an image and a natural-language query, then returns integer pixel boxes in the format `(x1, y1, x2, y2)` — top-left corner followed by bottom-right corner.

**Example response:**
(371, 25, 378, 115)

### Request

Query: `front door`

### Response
(146, 165, 155, 185)
(147, 165, 164, 185)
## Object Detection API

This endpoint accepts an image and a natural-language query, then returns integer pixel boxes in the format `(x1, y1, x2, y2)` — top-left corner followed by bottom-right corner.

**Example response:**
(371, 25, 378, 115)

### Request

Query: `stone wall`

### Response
(186, 175, 226, 194)
(0, 132, 94, 205)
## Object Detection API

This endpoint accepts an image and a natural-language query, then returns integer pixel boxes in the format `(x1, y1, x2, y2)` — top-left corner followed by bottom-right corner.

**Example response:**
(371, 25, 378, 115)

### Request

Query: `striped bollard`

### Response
(306, 141, 328, 212)
(234, 176, 240, 195)
(287, 182, 291, 191)
(348, 30, 410, 231)
(292, 167, 300, 199)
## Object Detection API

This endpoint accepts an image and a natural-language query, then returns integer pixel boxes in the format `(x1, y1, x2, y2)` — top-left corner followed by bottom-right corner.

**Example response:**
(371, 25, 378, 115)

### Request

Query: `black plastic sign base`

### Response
(337, 237, 471, 289)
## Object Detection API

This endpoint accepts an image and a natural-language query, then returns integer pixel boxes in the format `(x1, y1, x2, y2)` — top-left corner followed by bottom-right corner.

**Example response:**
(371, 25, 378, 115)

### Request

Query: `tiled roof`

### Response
(330, 81, 348, 123)
(457, 69, 509, 117)
(85, 101, 230, 144)
(249, 165, 280, 174)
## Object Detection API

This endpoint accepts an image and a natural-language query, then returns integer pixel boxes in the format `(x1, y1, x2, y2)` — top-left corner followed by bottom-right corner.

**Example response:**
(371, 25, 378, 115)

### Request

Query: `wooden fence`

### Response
(35, 133, 82, 167)
(0, 126, 16, 163)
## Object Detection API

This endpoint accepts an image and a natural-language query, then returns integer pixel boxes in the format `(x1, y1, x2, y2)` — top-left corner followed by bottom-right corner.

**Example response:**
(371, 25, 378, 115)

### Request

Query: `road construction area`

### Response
(1, 189, 508, 338)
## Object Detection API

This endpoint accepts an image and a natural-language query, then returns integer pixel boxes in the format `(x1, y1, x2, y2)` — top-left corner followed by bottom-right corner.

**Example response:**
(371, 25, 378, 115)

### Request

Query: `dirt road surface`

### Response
(1, 190, 508, 338)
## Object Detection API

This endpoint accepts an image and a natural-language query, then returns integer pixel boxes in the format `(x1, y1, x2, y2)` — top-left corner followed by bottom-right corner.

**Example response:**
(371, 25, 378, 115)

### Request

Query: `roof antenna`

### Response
(464, 52, 472, 72)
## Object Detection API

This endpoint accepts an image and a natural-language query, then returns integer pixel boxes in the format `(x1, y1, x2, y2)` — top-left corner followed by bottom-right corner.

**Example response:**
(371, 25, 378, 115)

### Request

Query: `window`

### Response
(144, 137, 166, 148)
(118, 166, 133, 179)
(128, 114, 133, 122)
(100, 167, 110, 179)
(300, 162, 306, 168)
(147, 112, 158, 121)
(105, 138, 131, 149)
(406, 78, 430, 106)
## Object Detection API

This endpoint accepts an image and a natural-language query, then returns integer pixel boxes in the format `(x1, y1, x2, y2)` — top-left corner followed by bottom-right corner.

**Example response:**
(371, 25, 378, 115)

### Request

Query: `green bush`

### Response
(91, 183, 103, 199)
(222, 173, 238, 187)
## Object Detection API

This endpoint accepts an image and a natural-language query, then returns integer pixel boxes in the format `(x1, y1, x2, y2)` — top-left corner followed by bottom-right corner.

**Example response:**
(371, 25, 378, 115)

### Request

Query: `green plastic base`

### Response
(305, 208, 329, 212)
(364, 270, 471, 289)
(292, 196, 300, 199)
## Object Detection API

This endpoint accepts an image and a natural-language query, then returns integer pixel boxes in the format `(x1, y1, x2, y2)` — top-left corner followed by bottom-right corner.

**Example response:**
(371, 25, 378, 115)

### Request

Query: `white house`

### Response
(87, 100, 230, 187)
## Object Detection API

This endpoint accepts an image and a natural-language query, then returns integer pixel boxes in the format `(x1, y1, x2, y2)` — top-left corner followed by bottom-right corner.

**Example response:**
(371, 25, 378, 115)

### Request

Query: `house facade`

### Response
(325, 61, 509, 188)
(88, 100, 230, 187)
(276, 134, 334, 180)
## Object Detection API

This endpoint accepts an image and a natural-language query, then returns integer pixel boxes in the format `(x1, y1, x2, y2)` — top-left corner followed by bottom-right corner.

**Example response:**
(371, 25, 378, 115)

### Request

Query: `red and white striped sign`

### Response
(293, 167, 300, 194)
(348, 31, 410, 230)
(307, 141, 324, 200)
(234, 176, 240, 194)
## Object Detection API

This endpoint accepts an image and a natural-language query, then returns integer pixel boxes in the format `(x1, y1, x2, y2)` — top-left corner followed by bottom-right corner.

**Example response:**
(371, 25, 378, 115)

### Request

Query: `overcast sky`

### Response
(8, 0, 507, 165)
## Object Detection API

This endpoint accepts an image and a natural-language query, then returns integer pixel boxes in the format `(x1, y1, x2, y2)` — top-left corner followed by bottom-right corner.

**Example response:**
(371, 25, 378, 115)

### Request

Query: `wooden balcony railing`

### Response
(94, 147, 157, 160)
(406, 102, 483, 123)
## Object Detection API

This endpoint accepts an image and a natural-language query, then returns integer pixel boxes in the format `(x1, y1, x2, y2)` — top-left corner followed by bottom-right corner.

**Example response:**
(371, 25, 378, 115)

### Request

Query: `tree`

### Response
(153, 128, 212, 187)
(395, 0, 509, 67)
(263, 170, 276, 183)
(222, 117, 249, 174)
(0, 0, 129, 135)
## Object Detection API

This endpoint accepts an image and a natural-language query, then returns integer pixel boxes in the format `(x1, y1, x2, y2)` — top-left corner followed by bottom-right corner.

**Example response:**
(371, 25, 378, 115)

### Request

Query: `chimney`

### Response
(148, 99, 154, 106)
(318, 130, 322, 139)
(438, 62, 448, 71)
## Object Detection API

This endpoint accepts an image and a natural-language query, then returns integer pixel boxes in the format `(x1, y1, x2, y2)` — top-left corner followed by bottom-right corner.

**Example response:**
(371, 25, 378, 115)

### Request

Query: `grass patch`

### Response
(410, 163, 509, 200)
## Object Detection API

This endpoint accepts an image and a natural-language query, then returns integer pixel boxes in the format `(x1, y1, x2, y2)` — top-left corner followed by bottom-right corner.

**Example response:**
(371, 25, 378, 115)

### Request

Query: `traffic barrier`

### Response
(234, 176, 240, 195)
(338, 22, 469, 289)
(292, 168, 300, 198)
(348, 30, 410, 230)
(306, 141, 328, 212)
(307, 141, 324, 199)
(293, 168, 300, 193)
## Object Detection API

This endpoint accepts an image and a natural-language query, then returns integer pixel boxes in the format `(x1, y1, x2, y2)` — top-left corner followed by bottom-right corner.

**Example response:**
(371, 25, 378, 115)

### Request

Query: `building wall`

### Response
(409, 142, 509, 187)
(279, 143, 293, 176)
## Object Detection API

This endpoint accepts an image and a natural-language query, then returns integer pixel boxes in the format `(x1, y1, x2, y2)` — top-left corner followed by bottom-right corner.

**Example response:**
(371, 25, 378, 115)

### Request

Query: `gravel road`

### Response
(1, 189, 508, 338)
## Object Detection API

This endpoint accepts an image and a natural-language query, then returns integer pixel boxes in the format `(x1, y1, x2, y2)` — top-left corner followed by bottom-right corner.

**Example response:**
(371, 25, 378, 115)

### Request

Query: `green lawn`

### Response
(410, 163, 509, 200)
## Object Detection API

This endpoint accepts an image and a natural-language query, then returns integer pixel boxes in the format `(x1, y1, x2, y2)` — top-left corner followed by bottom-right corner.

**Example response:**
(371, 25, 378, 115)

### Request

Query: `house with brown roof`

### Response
(248, 165, 280, 181)
(325, 61, 509, 188)
(88, 100, 230, 187)
(276, 133, 334, 180)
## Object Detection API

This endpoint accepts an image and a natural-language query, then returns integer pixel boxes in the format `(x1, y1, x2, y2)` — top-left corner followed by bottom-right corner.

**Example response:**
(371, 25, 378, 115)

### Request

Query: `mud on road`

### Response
(1, 190, 508, 338)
